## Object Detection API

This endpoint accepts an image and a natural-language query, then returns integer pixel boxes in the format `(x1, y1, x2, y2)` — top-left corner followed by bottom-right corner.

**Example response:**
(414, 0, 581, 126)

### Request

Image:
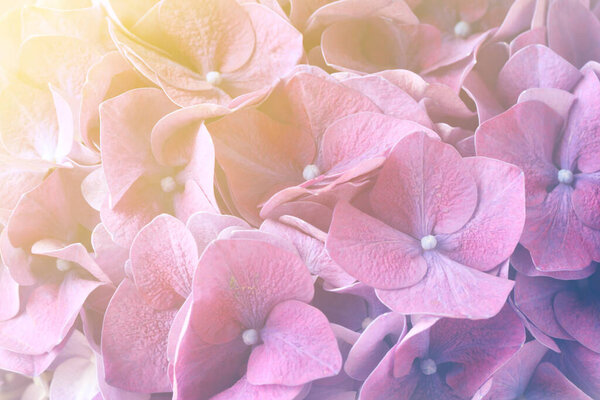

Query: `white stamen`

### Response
(557, 169, 574, 185)
(56, 259, 72, 272)
(206, 71, 222, 86)
(361, 317, 373, 330)
(421, 235, 437, 251)
(302, 164, 321, 181)
(454, 20, 472, 38)
(242, 329, 260, 346)
(420, 358, 437, 375)
(160, 176, 177, 193)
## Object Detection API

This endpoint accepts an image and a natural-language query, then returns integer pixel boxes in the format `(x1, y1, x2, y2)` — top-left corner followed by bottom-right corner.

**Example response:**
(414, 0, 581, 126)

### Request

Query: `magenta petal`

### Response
(554, 289, 600, 353)
(439, 157, 525, 271)
(526, 362, 592, 400)
(572, 173, 600, 230)
(345, 312, 406, 380)
(475, 100, 562, 207)
(477, 340, 548, 399)
(430, 305, 525, 397)
(497, 44, 582, 105)
(210, 375, 304, 400)
(130, 214, 198, 309)
(326, 201, 426, 290)
(559, 70, 600, 173)
(191, 239, 314, 344)
(513, 273, 572, 339)
(557, 341, 600, 399)
(547, 0, 600, 68)
(376, 253, 514, 319)
(173, 323, 249, 399)
(101, 279, 176, 393)
(319, 112, 437, 174)
(370, 132, 477, 237)
(247, 300, 341, 386)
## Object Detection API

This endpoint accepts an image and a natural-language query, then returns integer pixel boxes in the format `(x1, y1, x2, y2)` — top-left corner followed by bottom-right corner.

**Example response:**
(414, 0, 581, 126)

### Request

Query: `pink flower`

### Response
(326, 132, 525, 318)
(359, 305, 525, 399)
(173, 237, 341, 399)
(105, 0, 304, 106)
(474, 340, 591, 400)
(99, 88, 218, 247)
(476, 70, 600, 271)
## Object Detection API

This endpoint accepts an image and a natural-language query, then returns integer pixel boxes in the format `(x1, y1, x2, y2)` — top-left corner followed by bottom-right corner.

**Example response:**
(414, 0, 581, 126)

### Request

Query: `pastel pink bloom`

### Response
(476, 71, 600, 271)
(326, 132, 524, 319)
(99, 88, 218, 247)
(359, 305, 525, 399)
(474, 340, 591, 400)
(106, 0, 303, 106)
(513, 268, 600, 354)
(0, 167, 107, 371)
(101, 212, 246, 393)
(208, 66, 439, 225)
(173, 238, 341, 399)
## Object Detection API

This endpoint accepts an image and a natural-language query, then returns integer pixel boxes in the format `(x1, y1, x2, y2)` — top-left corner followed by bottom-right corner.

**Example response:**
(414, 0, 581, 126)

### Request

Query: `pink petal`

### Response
(513, 273, 572, 339)
(548, 0, 600, 68)
(49, 357, 98, 400)
(210, 375, 304, 400)
(326, 201, 426, 290)
(222, 3, 304, 96)
(377, 253, 514, 319)
(526, 362, 592, 400)
(572, 173, 600, 230)
(517, 87, 576, 120)
(430, 305, 525, 397)
(497, 44, 582, 105)
(477, 340, 548, 399)
(559, 70, 600, 173)
(438, 157, 525, 271)
(345, 312, 406, 380)
(0, 273, 101, 355)
(319, 112, 437, 174)
(370, 132, 477, 237)
(553, 288, 600, 353)
(186, 212, 249, 254)
(91, 223, 129, 285)
(475, 101, 563, 207)
(173, 317, 250, 399)
(100, 88, 177, 207)
(190, 239, 314, 344)
(0, 263, 19, 321)
(101, 279, 175, 393)
(130, 214, 198, 310)
(521, 185, 600, 271)
(209, 109, 315, 225)
(247, 300, 342, 386)
(158, 0, 255, 74)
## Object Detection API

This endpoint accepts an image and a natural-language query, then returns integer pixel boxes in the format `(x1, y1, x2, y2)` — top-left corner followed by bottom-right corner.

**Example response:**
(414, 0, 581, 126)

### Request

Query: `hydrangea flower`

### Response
(99, 88, 218, 246)
(359, 305, 525, 399)
(476, 70, 600, 271)
(105, 0, 304, 106)
(326, 132, 524, 318)
(173, 237, 342, 398)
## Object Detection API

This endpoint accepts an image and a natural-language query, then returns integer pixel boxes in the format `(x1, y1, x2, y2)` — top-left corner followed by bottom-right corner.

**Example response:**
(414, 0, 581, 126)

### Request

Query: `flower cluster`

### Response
(0, 0, 599, 399)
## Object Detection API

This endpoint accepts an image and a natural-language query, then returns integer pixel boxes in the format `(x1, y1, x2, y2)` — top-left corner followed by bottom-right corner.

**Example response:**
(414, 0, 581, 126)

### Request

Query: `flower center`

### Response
(420, 358, 437, 375)
(421, 235, 437, 251)
(56, 259, 72, 272)
(454, 20, 471, 38)
(160, 176, 177, 193)
(206, 71, 222, 86)
(302, 164, 321, 181)
(557, 169, 574, 185)
(242, 329, 260, 346)
(361, 317, 373, 330)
